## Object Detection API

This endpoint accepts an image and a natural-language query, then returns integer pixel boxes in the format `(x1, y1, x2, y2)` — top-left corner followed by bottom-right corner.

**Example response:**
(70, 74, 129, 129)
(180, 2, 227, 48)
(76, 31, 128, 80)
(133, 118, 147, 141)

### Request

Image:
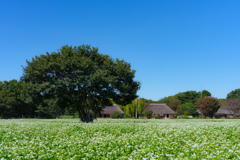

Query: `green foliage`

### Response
(178, 115, 189, 119)
(22, 45, 140, 122)
(119, 98, 149, 117)
(123, 114, 131, 118)
(227, 89, 240, 100)
(177, 103, 197, 116)
(58, 115, 76, 119)
(110, 111, 123, 119)
(202, 90, 211, 97)
(144, 110, 153, 119)
(214, 115, 221, 119)
(158, 96, 176, 106)
(196, 97, 220, 118)
(176, 91, 200, 104)
(159, 90, 212, 106)
(218, 98, 227, 105)
(0, 80, 35, 118)
(1, 119, 240, 159)
(155, 114, 161, 119)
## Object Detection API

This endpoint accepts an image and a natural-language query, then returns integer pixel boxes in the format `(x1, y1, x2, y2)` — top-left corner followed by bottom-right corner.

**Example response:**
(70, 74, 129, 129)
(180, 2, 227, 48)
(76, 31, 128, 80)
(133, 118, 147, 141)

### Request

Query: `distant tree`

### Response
(176, 91, 200, 104)
(201, 90, 211, 97)
(137, 98, 145, 116)
(175, 90, 212, 104)
(158, 96, 176, 106)
(143, 103, 150, 110)
(144, 110, 153, 119)
(196, 97, 220, 118)
(221, 98, 240, 115)
(227, 89, 240, 100)
(0, 80, 35, 118)
(121, 98, 146, 117)
(169, 100, 181, 112)
(110, 111, 123, 119)
(177, 103, 197, 116)
(22, 45, 140, 122)
(218, 98, 227, 106)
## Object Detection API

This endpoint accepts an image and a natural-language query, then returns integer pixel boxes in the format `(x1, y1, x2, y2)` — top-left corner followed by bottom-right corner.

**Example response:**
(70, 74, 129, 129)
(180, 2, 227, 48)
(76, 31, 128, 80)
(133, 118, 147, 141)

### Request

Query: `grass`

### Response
(0, 119, 240, 159)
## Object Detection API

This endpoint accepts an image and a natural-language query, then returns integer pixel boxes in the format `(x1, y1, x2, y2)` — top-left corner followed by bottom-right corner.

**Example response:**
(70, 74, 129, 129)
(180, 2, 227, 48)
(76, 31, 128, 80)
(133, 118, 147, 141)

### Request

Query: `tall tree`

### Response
(227, 89, 240, 100)
(201, 90, 211, 97)
(177, 103, 197, 116)
(176, 91, 200, 104)
(22, 45, 140, 122)
(196, 97, 220, 118)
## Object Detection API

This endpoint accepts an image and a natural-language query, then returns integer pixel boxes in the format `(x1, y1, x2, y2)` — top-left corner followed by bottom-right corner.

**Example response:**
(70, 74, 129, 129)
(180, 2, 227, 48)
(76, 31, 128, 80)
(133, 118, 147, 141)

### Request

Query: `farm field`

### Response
(1, 119, 240, 159)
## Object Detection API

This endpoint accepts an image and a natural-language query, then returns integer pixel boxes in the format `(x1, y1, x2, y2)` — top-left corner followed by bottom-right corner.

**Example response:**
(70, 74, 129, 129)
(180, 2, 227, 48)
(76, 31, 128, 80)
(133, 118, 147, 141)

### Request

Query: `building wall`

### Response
(163, 114, 174, 119)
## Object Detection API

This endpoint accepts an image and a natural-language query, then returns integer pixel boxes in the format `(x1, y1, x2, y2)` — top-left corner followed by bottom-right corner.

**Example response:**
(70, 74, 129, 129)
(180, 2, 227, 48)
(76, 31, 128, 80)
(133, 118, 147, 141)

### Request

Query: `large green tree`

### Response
(22, 45, 140, 122)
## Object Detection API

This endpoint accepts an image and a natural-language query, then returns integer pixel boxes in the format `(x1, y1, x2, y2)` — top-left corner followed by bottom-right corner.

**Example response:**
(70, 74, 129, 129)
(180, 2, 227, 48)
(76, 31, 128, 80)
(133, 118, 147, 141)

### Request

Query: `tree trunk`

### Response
(77, 107, 94, 123)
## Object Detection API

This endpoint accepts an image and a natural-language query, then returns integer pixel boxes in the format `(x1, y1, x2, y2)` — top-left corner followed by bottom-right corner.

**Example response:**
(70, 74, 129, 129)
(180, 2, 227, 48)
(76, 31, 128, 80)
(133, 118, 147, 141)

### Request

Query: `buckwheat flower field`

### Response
(1, 119, 240, 159)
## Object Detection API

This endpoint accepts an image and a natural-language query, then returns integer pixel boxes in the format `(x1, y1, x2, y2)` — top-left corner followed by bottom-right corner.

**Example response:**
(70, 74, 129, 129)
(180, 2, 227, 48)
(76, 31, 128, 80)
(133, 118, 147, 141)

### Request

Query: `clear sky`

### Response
(1, 0, 240, 101)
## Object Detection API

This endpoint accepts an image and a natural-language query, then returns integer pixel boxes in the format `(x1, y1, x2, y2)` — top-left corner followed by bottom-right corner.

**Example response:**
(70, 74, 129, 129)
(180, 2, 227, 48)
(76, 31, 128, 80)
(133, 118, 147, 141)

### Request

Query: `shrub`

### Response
(214, 115, 221, 119)
(123, 114, 131, 118)
(144, 110, 153, 119)
(155, 114, 161, 119)
(139, 115, 144, 119)
(178, 115, 189, 119)
(173, 114, 177, 119)
(110, 111, 123, 119)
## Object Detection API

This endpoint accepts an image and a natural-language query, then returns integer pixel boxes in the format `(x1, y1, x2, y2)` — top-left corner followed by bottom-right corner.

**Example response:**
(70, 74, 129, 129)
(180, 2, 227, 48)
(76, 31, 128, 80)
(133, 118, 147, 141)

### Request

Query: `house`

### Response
(142, 103, 175, 119)
(215, 109, 235, 119)
(98, 104, 124, 118)
(196, 110, 203, 117)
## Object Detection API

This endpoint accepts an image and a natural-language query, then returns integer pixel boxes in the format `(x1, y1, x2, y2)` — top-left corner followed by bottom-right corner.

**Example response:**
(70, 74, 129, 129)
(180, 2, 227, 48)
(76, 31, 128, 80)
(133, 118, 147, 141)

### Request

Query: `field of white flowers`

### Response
(1, 119, 240, 159)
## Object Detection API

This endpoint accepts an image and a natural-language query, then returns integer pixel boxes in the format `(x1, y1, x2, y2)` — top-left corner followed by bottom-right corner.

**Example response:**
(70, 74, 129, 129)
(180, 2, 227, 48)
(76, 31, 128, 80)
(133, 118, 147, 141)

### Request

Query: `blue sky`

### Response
(1, 0, 240, 101)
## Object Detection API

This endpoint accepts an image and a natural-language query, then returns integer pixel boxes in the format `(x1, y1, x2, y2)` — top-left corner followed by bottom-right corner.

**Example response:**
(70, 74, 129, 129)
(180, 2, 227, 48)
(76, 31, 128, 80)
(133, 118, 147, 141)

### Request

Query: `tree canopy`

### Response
(0, 80, 35, 118)
(227, 89, 240, 100)
(159, 90, 211, 106)
(22, 45, 140, 122)
(177, 103, 197, 116)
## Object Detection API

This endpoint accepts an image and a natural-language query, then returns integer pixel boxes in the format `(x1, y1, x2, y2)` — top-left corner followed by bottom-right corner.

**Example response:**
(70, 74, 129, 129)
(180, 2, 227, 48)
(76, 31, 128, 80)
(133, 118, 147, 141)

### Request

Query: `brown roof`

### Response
(102, 104, 124, 114)
(215, 109, 234, 115)
(142, 103, 175, 115)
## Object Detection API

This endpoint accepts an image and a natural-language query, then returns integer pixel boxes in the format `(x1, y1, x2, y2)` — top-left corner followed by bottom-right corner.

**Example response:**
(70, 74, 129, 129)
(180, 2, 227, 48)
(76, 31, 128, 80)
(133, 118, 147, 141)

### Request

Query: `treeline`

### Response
(119, 89, 240, 118)
(0, 80, 75, 118)
(1, 79, 240, 119)
(159, 90, 213, 116)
